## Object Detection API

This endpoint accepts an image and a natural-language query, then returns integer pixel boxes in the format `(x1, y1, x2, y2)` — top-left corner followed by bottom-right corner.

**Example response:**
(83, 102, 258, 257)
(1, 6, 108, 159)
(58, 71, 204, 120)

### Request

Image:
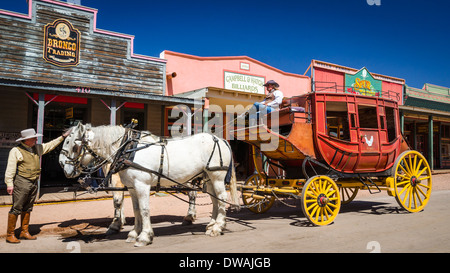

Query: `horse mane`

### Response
(87, 125, 126, 156)
(86, 124, 159, 157)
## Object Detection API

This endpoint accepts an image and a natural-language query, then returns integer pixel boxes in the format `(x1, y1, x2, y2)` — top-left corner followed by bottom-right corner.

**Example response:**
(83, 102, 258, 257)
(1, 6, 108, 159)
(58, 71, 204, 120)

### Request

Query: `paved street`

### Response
(0, 173, 449, 254)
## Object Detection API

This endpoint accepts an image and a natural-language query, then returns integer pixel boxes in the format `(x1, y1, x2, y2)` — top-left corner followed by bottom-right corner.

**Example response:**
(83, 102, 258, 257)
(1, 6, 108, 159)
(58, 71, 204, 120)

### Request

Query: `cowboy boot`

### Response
(19, 212, 37, 240)
(6, 213, 20, 244)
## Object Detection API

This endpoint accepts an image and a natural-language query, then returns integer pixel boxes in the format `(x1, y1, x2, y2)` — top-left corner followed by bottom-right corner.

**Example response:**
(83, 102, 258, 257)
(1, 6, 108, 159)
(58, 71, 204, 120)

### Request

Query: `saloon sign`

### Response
(345, 67, 382, 97)
(43, 19, 80, 67)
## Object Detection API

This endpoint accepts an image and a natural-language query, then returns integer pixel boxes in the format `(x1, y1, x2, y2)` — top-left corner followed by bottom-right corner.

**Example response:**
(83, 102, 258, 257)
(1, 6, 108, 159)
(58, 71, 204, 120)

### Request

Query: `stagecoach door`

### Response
(356, 104, 381, 172)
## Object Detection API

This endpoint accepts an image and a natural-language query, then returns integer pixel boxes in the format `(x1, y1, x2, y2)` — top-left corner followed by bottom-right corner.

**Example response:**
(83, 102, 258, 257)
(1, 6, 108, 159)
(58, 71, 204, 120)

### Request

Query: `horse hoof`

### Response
(126, 237, 136, 243)
(182, 219, 193, 226)
(134, 240, 152, 247)
(183, 215, 196, 223)
(206, 226, 223, 237)
(206, 230, 219, 237)
(105, 228, 120, 236)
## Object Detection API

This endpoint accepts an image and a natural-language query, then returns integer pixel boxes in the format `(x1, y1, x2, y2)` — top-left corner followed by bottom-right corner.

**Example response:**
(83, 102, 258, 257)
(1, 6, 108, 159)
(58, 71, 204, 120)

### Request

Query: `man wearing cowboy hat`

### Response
(249, 80, 284, 125)
(4, 128, 71, 243)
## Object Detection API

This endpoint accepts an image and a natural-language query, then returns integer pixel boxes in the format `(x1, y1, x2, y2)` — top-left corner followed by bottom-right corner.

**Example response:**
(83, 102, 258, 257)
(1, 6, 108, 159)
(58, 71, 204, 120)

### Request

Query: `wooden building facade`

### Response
(401, 84, 450, 169)
(0, 0, 195, 187)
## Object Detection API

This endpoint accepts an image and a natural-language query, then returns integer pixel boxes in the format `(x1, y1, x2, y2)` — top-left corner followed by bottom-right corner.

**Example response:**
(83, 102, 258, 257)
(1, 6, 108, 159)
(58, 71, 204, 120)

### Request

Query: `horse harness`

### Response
(78, 126, 232, 193)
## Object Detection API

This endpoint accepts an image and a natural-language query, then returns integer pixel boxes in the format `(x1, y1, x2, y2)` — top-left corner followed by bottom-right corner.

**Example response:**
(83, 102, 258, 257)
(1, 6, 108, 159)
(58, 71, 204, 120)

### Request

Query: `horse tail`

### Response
(228, 156, 240, 210)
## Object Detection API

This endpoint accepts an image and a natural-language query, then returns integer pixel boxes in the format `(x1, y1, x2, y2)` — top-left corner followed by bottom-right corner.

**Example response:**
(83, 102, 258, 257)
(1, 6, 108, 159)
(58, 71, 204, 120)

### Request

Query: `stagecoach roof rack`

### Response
(311, 81, 401, 102)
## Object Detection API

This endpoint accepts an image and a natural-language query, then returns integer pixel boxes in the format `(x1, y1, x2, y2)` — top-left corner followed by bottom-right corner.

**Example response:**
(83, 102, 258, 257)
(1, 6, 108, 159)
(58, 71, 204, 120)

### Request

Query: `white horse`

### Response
(59, 123, 239, 247)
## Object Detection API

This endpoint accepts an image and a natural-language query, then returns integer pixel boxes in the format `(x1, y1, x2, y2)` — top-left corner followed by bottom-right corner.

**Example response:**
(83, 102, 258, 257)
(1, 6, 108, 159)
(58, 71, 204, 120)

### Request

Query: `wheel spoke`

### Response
(408, 187, 413, 209)
(414, 187, 423, 207)
(327, 202, 338, 209)
(323, 207, 330, 221)
(416, 167, 427, 178)
(309, 184, 320, 196)
(418, 175, 431, 181)
(306, 202, 318, 211)
(325, 189, 337, 198)
(397, 173, 410, 180)
(311, 205, 319, 220)
(396, 180, 410, 186)
(328, 197, 339, 202)
(401, 158, 412, 175)
(399, 164, 409, 176)
(306, 191, 317, 199)
(398, 183, 411, 196)
(415, 159, 423, 174)
(400, 185, 411, 204)
(408, 155, 414, 174)
(418, 182, 431, 190)
(412, 187, 418, 209)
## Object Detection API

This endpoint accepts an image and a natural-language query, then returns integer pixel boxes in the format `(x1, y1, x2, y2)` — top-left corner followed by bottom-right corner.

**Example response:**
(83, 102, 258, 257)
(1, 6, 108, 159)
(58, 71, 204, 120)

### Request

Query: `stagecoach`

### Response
(58, 87, 433, 246)
(234, 88, 432, 226)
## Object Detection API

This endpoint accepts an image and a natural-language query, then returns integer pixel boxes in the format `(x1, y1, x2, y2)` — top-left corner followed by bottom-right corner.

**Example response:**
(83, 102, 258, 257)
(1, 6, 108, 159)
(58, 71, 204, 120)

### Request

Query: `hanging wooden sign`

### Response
(43, 19, 80, 67)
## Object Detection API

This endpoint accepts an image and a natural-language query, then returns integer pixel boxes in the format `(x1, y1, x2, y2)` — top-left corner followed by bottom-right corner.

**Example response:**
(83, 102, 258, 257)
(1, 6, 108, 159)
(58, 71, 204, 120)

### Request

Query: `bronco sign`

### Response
(43, 19, 80, 67)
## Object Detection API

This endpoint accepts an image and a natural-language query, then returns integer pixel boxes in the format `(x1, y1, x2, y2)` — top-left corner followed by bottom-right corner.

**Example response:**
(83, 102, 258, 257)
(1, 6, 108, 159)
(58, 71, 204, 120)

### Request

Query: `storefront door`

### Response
(31, 94, 88, 186)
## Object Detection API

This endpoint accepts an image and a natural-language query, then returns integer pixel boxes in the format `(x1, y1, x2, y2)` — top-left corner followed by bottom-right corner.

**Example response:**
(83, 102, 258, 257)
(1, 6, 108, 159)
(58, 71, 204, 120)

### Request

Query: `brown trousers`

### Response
(9, 175, 38, 216)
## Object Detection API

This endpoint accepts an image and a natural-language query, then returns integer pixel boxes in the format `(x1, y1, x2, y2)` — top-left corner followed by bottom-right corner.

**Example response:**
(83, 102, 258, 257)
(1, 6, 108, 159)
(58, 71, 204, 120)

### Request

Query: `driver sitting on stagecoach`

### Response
(248, 80, 284, 126)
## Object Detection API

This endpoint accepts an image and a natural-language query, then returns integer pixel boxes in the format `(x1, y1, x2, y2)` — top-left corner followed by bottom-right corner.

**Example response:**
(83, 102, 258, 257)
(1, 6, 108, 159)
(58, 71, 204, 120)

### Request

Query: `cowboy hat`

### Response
(263, 80, 279, 88)
(16, 128, 43, 142)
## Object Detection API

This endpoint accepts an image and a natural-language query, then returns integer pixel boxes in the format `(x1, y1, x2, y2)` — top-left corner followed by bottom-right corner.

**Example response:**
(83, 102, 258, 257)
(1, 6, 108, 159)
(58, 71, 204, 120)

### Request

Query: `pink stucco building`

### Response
(161, 50, 311, 98)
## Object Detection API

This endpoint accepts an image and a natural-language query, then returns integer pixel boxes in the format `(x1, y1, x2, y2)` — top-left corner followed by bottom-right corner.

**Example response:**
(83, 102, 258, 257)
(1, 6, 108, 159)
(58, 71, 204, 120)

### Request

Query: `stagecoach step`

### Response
(358, 176, 381, 194)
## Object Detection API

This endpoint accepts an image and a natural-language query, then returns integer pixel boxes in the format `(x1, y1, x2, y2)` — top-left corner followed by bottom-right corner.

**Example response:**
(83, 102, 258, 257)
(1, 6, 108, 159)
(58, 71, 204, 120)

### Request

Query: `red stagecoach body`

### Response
(235, 91, 410, 176)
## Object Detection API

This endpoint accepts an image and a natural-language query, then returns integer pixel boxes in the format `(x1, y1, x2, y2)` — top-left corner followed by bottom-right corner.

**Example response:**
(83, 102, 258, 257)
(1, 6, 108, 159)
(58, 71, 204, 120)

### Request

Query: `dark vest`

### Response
(16, 144, 41, 181)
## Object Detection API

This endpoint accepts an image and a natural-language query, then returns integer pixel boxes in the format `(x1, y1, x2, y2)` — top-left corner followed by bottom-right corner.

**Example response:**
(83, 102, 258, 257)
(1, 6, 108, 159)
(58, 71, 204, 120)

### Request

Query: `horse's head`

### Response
(59, 122, 96, 178)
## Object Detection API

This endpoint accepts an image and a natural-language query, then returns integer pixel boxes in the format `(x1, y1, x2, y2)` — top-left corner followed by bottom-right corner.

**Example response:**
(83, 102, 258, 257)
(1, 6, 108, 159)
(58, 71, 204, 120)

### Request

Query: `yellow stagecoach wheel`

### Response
(301, 175, 341, 226)
(242, 174, 275, 214)
(393, 150, 432, 212)
(340, 187, 359, 205)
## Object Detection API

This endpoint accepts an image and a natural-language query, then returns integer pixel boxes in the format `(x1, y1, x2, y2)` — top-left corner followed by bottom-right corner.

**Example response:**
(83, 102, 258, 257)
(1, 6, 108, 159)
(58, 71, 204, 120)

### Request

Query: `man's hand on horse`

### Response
(62, 127, 73, 138)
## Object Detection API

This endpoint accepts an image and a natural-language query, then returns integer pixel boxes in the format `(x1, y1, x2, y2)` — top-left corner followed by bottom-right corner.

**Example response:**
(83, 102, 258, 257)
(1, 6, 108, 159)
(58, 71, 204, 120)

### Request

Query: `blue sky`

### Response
(2, 0, 450, 89)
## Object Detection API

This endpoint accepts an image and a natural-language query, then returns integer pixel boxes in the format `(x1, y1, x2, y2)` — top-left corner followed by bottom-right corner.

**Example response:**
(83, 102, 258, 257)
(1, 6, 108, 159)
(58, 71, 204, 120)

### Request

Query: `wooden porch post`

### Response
(428, 115, 433, 170)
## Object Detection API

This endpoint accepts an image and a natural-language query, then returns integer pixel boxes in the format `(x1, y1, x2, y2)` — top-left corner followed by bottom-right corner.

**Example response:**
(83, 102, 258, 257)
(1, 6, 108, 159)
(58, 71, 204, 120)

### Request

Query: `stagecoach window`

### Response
(385, 106, 396, 142)
(325, 102, 350, 141)
(357, 105, 378, 129)
(350, 113, 357, 128)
